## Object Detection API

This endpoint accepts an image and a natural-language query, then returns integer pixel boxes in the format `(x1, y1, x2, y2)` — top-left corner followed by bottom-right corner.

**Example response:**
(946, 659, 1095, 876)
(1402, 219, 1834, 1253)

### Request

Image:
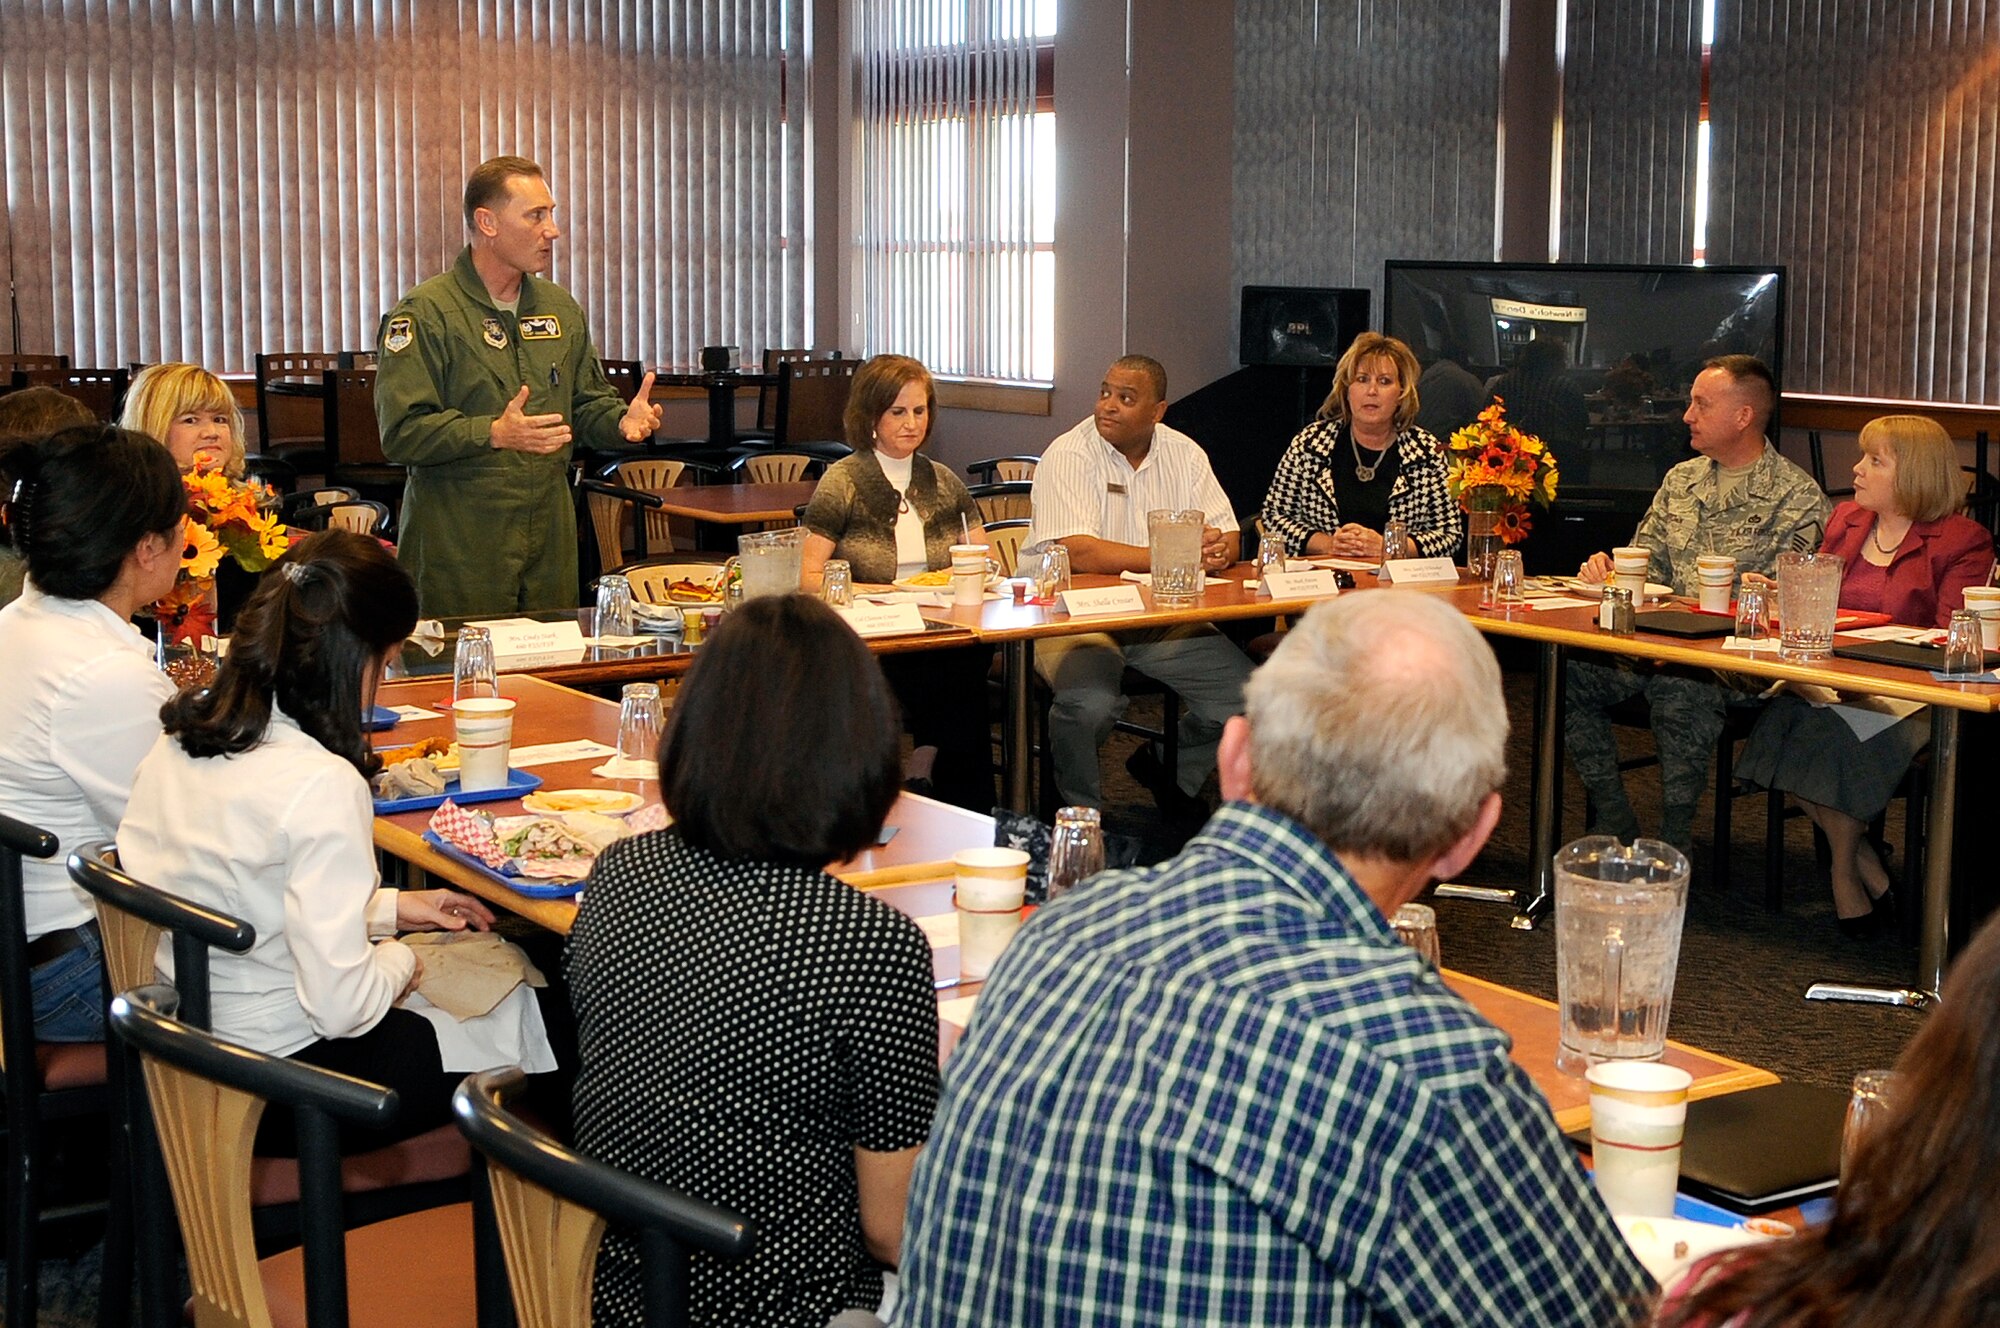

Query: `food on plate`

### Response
(490, 815, 603, 880)
(666, 576, 723, 603)
(521, 789, 644, 816)
(898, 569, 953, 587)
(375, 735, 451, 767)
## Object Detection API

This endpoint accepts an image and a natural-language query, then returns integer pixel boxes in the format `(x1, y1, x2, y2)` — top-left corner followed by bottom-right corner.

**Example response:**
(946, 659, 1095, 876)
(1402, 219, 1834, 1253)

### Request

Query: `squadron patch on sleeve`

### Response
(383, 316, 414, 354)
(482, 317, 508, 349)
(518, 315, 563, 340)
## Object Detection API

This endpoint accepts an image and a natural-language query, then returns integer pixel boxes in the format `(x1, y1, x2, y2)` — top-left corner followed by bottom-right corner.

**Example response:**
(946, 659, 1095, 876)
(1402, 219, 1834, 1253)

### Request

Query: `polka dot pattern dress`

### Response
(567, 827, 939, 1327)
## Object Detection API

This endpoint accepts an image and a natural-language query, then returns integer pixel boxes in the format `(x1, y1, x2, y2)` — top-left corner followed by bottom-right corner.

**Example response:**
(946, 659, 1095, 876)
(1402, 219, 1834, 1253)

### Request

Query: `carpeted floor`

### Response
(4, 664, 1941, 1323)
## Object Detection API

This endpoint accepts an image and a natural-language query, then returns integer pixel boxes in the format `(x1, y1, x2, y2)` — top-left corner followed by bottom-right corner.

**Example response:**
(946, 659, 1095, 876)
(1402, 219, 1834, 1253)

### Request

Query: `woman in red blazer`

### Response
(1738, 415, 1995, 935)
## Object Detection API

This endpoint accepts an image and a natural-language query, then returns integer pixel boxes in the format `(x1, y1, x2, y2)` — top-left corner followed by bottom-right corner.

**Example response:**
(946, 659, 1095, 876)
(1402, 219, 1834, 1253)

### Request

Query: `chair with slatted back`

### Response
(291, 500, 392, 539)
(616, 555, 729, 607)
(733, 348, 817, 446)
(110, 985, 478, 1328)
(983, 518, 1032, 578)
(731, 452, 816, 486)
(967, 480, 1033, 526)
(453, 1068, 753, 1328)
(256, 353, 342, 474)
(771, 358, 859, 463)
(322, 369, 402, 510)
(54, 367, 129, 421)
(573, 469, 665, 588)
(967, 455, 1040, 485)
(1, 354, 69, 386)
(612, 458, 694, 554)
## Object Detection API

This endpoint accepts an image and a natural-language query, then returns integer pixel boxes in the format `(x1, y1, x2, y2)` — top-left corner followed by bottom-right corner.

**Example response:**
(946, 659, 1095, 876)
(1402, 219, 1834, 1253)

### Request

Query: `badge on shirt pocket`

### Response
(519, 315, 562, 340)
(384, 316, 413, 354)
(481, 318, 508, 349)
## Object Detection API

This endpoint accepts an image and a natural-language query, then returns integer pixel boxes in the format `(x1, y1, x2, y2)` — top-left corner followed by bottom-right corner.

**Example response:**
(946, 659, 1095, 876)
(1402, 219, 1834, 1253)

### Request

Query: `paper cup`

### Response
(1964, 586, 2000, 651)
(452, 697, 517, 793)
(953, 847, 1029, 980)
(1697, 573, 1733, 614)
(1612, 547, 1652, 596)
(1587, 1061, 1692, 1217)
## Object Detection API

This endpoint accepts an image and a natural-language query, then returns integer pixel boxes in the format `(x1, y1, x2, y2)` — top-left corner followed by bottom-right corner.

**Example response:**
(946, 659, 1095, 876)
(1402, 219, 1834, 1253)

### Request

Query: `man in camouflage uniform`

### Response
(375, 156, 663, 618)
(1566, 355, 1829, 850)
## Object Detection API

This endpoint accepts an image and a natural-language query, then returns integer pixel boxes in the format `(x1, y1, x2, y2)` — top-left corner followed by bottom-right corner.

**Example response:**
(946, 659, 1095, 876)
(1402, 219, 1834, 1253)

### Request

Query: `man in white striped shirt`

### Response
(1026, 355, 1253, 815)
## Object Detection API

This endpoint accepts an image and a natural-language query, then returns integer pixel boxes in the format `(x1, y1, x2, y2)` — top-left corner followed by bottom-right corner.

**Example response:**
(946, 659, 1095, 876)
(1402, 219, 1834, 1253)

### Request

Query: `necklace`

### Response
(1349, 430, 1392, 483)
(1871, 519, 1908, 555)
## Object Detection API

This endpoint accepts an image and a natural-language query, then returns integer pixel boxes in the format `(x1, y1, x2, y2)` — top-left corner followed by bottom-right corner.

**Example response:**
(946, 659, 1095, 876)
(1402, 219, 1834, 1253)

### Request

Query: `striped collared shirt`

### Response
(894, 803, 1654, 1328)
(1027, 416, 1238, 552)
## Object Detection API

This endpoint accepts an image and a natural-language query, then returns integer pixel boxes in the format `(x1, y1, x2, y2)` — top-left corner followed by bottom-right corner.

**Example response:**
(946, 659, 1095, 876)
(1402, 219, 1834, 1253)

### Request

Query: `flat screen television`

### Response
(1383, 260, 1785, 569)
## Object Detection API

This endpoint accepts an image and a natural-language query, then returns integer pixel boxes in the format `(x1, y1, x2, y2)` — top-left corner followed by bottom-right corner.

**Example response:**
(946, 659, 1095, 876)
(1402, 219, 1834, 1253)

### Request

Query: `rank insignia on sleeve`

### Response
(518, 315, 563, 340)
(482, 318, 508, 349)
(383, 316, 414, 354)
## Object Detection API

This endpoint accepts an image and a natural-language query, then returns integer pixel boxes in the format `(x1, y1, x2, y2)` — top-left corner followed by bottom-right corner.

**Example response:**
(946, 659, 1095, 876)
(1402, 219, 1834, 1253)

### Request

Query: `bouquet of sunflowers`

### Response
(154, 470, 292, 645)
(1445, 398, 1560, 544)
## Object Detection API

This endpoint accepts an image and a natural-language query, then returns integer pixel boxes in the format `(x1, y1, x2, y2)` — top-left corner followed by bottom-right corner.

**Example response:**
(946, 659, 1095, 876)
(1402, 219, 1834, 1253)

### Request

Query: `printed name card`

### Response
(1059, 584, 1147, 617)
(839, 602, 930, 638)
(1261, 569, 1342, 600)
(1380, 557, 1460, 587)
(469, 617, 587, 658)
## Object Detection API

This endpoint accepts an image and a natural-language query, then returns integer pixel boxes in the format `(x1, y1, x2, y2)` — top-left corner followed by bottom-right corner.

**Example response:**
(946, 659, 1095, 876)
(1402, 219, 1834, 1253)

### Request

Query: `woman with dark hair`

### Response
(0, 386, 99, 607)
(1260, 331, 1463, 562)
(568, 594, 938, 1328)
(0, 424, 185, 1041)
(798, 353, 996, 810)
(117, 530, 555, 1153)
(1655, 909, 2000, 1327)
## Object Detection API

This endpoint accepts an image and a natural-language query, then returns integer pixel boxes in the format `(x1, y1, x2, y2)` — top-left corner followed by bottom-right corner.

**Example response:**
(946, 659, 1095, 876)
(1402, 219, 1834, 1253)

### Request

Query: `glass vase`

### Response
(1466, 508, 1504, 583)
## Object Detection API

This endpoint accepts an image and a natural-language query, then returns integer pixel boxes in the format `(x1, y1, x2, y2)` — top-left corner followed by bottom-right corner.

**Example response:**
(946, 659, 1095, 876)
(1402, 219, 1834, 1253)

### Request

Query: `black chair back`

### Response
(773, 359, 859, 451)
(0, 812, 59, 1087)
(255, 352, 341, 464)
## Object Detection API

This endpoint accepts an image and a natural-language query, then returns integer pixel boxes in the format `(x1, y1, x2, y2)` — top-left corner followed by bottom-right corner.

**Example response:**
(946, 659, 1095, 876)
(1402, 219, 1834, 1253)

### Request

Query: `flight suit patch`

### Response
(519, 315, 563, 340)
(384, 316, 413, 353)
(482, 318, 508, 349)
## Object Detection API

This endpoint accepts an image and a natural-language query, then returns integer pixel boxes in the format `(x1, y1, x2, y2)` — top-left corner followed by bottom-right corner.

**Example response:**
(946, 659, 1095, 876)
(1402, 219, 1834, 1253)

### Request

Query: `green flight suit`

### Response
(374, 247, 627, 618)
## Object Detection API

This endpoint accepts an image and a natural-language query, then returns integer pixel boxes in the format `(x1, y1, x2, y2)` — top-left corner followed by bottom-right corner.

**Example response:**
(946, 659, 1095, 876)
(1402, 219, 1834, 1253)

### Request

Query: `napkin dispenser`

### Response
(699, 345, 740, 372)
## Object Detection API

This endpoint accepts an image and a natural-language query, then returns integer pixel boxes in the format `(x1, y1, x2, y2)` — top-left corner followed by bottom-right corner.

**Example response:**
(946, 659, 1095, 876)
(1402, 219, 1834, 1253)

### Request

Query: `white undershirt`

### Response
(878, 451, 930, 578)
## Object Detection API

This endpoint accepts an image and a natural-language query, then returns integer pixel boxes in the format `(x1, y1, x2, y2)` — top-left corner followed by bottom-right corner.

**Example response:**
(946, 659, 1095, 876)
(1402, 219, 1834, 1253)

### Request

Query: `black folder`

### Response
(1634, 608, 1734, 639)
(1833, 639, 1999, 671)
(1568, 1081, 1846, 1213)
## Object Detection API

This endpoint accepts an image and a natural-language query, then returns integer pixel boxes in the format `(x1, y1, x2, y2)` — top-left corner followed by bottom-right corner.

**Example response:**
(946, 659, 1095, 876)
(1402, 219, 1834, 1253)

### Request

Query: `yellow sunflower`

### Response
(180, 519, 224, 580)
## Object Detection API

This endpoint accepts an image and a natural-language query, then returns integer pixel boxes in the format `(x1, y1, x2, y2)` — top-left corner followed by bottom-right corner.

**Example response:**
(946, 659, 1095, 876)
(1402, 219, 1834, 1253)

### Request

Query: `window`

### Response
(853, 0, 1055, 386)
(0, 2, 806, 372)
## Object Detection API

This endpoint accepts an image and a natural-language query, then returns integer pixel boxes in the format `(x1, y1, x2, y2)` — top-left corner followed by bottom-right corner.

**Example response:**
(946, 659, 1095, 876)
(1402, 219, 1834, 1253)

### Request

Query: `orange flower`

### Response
(1498, 506, 1534, 544)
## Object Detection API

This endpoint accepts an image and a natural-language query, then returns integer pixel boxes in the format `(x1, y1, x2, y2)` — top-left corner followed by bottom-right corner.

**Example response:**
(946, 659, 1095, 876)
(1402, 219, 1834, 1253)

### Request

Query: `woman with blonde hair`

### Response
(120, 362, 246, 476)
(1260, 331, 1462, 562)
(1737, 414, 1993, 935)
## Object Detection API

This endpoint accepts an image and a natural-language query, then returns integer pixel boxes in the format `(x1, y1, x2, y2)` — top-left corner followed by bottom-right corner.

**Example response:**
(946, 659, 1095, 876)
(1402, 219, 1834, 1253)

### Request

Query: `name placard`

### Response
(1380, 557, 1460, 587)
(838, 602, 930, 638)
(470, 616, 587, 658)
(1261, 569, 1342, 600)
(1059, 584, 1147, 617)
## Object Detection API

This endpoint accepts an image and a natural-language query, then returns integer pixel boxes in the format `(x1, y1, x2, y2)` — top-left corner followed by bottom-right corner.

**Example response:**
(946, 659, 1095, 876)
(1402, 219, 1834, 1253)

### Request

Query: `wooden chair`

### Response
(731, 451, 816, 485)
(615, 555, 729, 606)
(109, 985, 477, 1328)
(52, 367, 129, 421)
(1, 353, 69, 383)
(967, 480, 1033, 525)
(255, 353, 342, 473)
(573, 469, 665, 589)
(611, 457, 695, 554)
(291, 500, 392, 538)
(321, 369, 402, 509)
(732, 348, 818, 446)
(967, 455, 1040, 484)
(336, 351, 377, 371)
(453, 1067, 752, 1328)
(1, 814, 126, 1328)
(281, 487, 362, 523)
(242, 455, 300, 498)
(771, 358, 859, 461)
(985, 518, 1032, 577)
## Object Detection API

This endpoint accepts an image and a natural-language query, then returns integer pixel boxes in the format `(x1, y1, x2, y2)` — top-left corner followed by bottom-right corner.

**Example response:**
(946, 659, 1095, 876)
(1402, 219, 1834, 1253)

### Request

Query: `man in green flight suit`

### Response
(375, 155, 663, 618)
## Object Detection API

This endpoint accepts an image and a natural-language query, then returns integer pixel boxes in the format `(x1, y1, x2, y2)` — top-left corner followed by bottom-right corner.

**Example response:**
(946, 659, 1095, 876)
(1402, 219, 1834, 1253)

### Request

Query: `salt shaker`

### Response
(1599, 585, 1635, 635)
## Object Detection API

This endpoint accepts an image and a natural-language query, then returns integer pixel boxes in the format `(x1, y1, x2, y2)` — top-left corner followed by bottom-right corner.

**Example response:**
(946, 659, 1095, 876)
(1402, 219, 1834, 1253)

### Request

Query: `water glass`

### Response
(1391, 902, 1441, 966)
(616, 682, 665, 768)
(452, 626, 499, 701)
(1255, 529, 1287, 584)
(1942, 609, 1985, 678)
(1733, 581, 1772, 647)
(820, 559, 854, 609)
(1147, 508, 1206, 603)
(1776, 550, 1842, 661)
(1380, 519, 1409, 569)
(1046, 806, 1105, 901)
(1484, 549, 1526, 609)
(594, 574, 634, 639)
(1033, 543, 1072, 604)
(1841, 1069, 1899, 1186)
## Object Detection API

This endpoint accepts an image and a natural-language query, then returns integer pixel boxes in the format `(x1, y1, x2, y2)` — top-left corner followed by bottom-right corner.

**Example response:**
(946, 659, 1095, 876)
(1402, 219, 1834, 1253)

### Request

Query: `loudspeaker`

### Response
(1238, 286, 1371, 367)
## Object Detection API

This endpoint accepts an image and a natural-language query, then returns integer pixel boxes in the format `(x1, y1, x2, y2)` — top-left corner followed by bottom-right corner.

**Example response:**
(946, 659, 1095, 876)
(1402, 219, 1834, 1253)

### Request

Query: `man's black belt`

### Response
(25, 918, 100, 969)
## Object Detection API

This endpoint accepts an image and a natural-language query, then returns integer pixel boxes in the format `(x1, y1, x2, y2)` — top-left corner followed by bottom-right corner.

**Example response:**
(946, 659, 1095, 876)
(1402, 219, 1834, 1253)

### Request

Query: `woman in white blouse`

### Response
(0, 424, 187, 1041)
(118, 530, 555, 1154)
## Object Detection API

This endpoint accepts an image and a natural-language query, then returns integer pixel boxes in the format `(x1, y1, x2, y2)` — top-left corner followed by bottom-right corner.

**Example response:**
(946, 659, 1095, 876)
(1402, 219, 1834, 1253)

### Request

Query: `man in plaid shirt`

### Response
(895, 591, 1652, 1327)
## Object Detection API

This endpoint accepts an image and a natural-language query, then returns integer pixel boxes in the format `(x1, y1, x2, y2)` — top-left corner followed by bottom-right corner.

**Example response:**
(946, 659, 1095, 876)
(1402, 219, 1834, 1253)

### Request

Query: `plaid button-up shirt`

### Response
(894, 804, 1653, 1327)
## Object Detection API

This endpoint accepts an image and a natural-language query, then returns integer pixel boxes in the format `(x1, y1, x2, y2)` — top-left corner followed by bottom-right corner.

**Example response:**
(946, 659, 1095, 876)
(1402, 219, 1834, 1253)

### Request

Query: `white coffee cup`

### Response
(1612, 547, 1652, 597)
(1696, 555, 1737, 614)
(1586, 1061, 1692, 1217)
(452, 697, 517, 793)
(1963, 586, 2000, 652)
(953, 847, 1029, 980)
(950, 543, 989, 607)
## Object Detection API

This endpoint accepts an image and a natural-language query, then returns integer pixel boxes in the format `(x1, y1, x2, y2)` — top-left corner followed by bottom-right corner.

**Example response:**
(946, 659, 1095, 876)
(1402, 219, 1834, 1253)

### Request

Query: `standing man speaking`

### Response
(376, 155, 663, 617)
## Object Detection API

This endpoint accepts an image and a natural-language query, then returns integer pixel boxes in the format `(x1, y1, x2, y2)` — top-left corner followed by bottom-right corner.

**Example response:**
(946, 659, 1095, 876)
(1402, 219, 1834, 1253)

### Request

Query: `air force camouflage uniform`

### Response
(374, 247, 628, 619)
(1566, 442, 1831, 849)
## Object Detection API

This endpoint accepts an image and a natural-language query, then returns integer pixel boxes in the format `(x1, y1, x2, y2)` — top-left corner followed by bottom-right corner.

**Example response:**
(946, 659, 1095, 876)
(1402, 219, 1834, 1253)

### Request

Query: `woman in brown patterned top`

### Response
(799, 354, 996, 810)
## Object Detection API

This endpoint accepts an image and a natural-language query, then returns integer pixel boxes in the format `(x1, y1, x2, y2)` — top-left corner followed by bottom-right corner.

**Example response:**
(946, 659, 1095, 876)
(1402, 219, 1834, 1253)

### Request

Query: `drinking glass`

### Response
(1776, 551, 1842, 661)
(1391, 902, 1441, 966)
(1033, 543, 1072, 604)
(1255, 529, 1287, 584)
(594, 573, 634, 639)
(1733, 581, 1772, 647)
(1046, 806, 1105, 901)
(1380, 519, 1409, 569)
(617, 682, 665, 767)
(821, 559, 854, 609)
(1147, 509, 1205, 603)
(1484, 549, 1526, 609)
(452, 626, 499, 701)
(1841, 1069, 1898, 1186)
(1942, 609, 1984, 678)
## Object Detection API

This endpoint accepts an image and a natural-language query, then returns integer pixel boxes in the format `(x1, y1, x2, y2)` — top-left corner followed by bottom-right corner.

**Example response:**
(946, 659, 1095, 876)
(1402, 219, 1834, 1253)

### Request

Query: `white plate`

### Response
(519, 789, 645, 816)
(893, 571, 1001, 591)
(1614, 1215, 1769, 1284)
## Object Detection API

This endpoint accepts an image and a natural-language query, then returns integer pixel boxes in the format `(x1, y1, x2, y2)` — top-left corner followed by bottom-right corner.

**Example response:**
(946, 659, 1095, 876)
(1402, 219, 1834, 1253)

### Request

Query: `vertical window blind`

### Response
(853, 0, 1052, 385)
(1233, 2, 1502, 309)
(0, 1, 805, 373)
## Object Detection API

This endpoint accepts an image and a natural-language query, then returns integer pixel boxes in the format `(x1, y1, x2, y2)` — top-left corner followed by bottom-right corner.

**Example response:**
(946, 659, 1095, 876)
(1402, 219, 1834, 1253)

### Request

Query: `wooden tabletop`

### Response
(640, 481, 818, 524)
(920, 564, 1308, 641)
(372, 674, 997, 931)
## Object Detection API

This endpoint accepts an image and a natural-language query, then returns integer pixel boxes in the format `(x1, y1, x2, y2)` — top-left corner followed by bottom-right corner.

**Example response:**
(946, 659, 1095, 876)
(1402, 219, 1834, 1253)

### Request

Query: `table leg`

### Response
(1435, 640, 1561, 925)
(1805, 705, 1955, 1009)
(1004, 639, 1034, 812)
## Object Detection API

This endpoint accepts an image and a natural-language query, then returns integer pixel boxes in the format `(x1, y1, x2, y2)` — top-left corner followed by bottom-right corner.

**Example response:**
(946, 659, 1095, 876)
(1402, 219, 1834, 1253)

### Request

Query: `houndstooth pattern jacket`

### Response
(1260, 419, 1464, 559)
